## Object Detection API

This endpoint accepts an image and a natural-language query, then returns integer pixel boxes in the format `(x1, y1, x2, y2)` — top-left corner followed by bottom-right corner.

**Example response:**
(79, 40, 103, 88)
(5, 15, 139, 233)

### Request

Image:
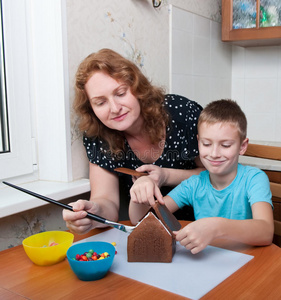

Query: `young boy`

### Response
(129, 99, 274, 254)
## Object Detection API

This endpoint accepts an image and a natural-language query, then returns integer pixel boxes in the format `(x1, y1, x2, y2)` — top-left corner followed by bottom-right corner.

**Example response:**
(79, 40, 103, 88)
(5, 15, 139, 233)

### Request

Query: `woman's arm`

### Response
(135, 156, 205, 188)
(160, 156, 205, 187)
(63, 163, 120, 234)
(131, 157, 204, 205)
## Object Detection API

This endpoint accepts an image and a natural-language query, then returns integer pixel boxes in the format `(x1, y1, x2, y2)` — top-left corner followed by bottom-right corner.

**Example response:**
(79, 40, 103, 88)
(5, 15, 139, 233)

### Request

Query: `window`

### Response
(0, 0, 72, 183)
(0, 0, 34, 180)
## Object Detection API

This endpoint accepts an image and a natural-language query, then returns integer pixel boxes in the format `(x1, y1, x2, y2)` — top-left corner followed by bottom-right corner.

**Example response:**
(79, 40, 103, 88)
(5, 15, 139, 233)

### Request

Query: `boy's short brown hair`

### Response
(198, 99, 247, 141)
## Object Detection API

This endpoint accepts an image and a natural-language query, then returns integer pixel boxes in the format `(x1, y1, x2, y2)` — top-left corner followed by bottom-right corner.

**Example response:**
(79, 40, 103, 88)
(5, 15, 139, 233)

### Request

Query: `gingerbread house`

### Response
(127, 202, 181, 263)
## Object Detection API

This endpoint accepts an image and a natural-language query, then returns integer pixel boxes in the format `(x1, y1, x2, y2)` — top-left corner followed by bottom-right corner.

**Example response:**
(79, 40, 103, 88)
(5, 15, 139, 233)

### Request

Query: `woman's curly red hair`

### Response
(73, 48, 169, 156)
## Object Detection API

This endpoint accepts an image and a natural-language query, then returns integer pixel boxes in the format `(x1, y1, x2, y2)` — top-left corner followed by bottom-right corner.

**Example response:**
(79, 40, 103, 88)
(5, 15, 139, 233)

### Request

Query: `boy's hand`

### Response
(174, 218, 219, 254)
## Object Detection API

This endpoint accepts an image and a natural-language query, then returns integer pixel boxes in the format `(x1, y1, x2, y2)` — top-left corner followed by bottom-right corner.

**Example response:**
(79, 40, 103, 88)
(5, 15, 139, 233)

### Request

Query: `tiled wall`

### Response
(171, 6, 281, 144)
(232, 46, 281, 143)
(170, 6, 232, 108)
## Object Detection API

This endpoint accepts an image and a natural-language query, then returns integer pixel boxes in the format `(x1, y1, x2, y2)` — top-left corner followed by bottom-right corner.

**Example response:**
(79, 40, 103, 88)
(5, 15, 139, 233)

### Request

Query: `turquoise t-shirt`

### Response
(168, 164, 273, 220)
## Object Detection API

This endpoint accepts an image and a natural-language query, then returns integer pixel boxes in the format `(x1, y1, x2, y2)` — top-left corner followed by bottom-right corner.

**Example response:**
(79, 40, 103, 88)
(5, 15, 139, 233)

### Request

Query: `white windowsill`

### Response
(0, 179, 90, 218)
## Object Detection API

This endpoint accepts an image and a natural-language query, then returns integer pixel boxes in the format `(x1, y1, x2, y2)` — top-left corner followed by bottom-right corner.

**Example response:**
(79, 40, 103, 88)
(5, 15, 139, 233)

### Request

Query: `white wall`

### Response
(232, 45, 281, 143)
(171, 6, 232, 107)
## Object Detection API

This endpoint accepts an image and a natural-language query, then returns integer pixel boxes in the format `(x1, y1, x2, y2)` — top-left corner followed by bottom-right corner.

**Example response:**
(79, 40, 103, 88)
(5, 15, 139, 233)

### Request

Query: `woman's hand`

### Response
(130, 176, 164, 206)
(62, 199, 104, 234)
(134, 165, 168, 188)
(130, 164, 166, 206)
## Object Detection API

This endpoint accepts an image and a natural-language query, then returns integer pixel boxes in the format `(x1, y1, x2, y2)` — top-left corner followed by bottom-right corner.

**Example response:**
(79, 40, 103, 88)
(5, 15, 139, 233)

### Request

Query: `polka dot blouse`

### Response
(83, 94, 202, 191)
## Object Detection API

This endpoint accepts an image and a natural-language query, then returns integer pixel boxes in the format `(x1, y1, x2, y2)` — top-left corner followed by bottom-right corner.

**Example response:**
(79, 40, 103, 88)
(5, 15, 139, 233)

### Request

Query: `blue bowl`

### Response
(67, 241, 115, 281)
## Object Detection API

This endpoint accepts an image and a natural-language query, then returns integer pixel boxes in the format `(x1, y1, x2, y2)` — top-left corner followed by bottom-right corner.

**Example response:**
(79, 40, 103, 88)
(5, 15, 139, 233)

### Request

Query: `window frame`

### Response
(0, 1, 9, 153)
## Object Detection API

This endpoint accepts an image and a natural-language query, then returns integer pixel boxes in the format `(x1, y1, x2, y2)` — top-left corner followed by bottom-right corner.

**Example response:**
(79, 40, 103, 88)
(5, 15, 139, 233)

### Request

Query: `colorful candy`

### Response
(72, 249, 111, 261)
(111, 242, 117, 254)
(73, 242, 117, 261)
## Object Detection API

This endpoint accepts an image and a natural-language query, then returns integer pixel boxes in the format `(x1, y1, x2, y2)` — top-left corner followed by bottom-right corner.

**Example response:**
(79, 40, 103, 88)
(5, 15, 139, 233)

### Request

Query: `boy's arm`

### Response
(175, 201, 274, 254)
(220, 201, 274, 245)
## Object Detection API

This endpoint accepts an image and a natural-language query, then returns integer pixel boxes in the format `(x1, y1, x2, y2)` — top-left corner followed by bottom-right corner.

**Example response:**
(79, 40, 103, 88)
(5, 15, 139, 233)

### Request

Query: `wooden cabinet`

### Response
(222, 0, 281, 47)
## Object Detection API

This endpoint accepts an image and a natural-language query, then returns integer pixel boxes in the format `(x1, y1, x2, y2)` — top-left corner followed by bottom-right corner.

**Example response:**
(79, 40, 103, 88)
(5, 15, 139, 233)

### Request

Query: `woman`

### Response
(63, 48, 204, 234)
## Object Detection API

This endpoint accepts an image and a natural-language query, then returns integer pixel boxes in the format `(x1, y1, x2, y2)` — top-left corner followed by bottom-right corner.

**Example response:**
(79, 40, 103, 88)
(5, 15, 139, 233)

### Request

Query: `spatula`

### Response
(114, 167, 148, 177)
(2, 181, 135, 233)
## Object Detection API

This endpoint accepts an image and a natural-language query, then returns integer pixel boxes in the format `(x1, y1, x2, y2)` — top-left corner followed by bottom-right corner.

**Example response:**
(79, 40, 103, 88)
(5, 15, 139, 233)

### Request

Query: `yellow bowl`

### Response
(22, 231, 74, 266)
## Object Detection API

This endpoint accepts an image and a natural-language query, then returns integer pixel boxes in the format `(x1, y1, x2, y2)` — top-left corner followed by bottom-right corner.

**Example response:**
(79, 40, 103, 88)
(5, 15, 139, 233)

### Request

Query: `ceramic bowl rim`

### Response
(22, 231, 74, 249)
